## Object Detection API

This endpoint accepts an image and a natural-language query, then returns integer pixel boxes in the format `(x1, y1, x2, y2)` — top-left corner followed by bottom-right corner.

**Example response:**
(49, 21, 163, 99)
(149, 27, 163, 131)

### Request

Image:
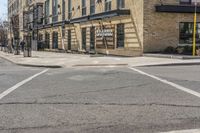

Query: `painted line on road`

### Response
(160, 128, 200, 133)
(0, 69, 49, 100)
(128, 67, 200, 98)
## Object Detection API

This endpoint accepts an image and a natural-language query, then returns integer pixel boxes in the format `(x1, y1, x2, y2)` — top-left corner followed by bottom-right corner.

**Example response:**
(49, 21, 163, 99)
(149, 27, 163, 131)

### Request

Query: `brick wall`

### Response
(143, 0, 200, 52)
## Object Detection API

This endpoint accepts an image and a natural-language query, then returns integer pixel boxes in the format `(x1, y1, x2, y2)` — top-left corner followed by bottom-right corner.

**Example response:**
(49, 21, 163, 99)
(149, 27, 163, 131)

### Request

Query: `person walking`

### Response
(20, 39, 25, 52)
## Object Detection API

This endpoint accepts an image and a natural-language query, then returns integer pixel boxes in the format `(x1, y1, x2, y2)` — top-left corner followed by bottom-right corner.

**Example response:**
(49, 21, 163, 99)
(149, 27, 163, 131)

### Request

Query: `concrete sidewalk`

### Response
(1, 51, 200, 68)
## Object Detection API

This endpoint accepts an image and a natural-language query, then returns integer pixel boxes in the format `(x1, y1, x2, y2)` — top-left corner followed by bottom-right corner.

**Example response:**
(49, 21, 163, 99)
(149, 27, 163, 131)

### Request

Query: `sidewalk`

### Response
(1, 51, 200, 68)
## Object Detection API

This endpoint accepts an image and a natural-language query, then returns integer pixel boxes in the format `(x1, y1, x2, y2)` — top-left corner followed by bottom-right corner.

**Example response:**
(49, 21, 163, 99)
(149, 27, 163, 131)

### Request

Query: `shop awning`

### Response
(155, 4, 200, 13)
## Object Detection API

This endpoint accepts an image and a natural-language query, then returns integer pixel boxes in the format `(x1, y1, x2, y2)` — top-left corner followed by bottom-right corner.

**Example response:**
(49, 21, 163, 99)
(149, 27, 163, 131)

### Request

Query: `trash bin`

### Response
(37, 41, 44, 51)
(24, 47, 32, 57)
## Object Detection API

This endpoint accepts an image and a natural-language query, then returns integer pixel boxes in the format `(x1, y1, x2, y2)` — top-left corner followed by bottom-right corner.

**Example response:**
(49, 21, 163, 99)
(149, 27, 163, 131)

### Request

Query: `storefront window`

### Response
(179, 22, 200, 44)
(68, 30, 71, 50)
(45, 32, 50, 49)
(52, 32, 58, 49)
(90, 27, 95, 50)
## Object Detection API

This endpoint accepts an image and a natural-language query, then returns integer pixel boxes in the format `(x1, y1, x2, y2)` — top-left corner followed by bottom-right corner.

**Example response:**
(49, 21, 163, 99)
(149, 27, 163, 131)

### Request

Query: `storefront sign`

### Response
(96, 29, 113, 37)
(96, 25, 115, 49)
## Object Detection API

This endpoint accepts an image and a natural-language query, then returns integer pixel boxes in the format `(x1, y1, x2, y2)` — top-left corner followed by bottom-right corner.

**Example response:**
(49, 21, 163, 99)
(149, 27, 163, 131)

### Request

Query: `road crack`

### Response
(0, 102, 200, 108)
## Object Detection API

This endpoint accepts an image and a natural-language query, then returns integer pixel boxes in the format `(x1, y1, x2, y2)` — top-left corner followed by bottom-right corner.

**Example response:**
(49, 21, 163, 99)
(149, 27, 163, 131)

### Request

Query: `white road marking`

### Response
(128, 67, 200, 98)
(0, 69, 49, 100)
(160, 129, 200, 133)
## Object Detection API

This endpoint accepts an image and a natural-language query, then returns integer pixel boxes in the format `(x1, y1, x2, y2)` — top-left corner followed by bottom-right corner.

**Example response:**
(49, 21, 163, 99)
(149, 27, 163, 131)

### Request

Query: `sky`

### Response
(0, 0, 7, 20)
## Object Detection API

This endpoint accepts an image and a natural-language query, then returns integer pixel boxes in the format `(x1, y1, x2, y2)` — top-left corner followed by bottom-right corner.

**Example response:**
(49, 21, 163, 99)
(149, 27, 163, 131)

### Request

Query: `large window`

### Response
(45, 0, 50, 24)
(90, 27, 95, 50)
(52, 32, 58, 49)
(68, 30, 71, 50)
(45, 32, 50, 49)
(82, 0, 87, 16)
(82, 28, 87, 50)
(179, 22, 200, 44)
(117, 24, 125, 48)
(105, 0, 112, 12)
(62, 0, 65, 20)
(68, 0, 72, 19)
(52, 0, 58, 22)
(117, 0, 125, 9)
(90, 0, 95, 14)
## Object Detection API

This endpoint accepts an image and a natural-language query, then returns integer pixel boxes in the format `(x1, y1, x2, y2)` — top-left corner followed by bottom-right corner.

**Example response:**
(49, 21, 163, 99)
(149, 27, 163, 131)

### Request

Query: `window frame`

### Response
(105, 0, 112, 12)
(82, 0, 87, 16)
(117, 0, 125, 9)
(90, 0, 95, 15)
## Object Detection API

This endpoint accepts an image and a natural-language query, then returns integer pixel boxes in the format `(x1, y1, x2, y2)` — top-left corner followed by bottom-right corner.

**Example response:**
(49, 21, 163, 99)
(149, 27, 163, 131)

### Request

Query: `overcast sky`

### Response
(0, 0, 7, 20)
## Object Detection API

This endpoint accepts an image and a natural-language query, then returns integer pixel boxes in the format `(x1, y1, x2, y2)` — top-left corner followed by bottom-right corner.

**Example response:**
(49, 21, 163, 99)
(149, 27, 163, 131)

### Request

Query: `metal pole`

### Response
(193, 1, 197, 56)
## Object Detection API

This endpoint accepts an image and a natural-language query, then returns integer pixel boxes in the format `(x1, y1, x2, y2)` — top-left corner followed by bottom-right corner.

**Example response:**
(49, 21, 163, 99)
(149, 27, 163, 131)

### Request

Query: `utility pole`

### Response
(193, 0, 197, 56)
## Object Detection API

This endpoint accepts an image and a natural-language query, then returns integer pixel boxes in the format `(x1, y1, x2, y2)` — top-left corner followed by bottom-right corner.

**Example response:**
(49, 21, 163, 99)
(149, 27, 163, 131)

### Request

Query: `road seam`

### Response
(128, 67, 200, 98)
(0, 69, 49, 100)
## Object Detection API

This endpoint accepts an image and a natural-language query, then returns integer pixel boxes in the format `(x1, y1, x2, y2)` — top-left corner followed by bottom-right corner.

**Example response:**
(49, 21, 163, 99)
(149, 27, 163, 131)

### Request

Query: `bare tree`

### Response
(0, 18, 8, 51)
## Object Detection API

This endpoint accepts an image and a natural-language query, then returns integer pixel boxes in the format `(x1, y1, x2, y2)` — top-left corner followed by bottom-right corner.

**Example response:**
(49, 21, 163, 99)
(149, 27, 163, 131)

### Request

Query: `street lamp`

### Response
(193, 0, 197, 56)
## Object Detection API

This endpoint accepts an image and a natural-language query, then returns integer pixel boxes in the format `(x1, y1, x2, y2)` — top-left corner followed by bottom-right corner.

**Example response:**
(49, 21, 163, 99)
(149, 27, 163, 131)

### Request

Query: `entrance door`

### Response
(90, 27, 95, 51)
(68, 30, 71, 50)
(82, 28, 86, 50)
(52, 32, 58, 49)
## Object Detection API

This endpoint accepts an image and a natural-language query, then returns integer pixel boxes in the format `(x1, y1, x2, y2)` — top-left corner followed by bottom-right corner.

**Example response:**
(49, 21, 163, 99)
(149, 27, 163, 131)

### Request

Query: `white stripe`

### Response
(128, 67, 200, 98)
(160, 129, 200, 133)
(0, 69, 49, 100)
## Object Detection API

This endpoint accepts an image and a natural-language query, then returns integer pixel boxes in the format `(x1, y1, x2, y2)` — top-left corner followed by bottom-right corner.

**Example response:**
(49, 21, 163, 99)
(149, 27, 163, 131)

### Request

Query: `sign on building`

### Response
(96, 25, 115, 49)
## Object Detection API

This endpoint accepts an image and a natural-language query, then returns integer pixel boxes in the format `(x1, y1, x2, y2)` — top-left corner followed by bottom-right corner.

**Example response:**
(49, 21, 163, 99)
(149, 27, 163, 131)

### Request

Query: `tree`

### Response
(0, 18, 8, 51)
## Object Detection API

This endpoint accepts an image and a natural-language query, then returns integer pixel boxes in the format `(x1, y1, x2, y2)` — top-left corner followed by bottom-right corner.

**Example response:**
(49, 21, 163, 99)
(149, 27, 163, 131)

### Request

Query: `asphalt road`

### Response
(0, 58, 200, 133)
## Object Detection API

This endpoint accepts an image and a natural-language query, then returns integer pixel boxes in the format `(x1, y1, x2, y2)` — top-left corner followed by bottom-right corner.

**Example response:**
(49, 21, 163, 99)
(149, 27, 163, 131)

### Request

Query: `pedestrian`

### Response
(20, 39, 25, 52)
(0, 42, 2, 51)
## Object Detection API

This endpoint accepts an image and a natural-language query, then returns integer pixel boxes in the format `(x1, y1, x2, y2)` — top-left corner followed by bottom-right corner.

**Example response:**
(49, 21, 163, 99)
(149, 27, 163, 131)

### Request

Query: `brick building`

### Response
(8, 0, 45, 50)
(34, 0, 142, 56)
(146, 0, 200, 53)
(8, 0, 200, 56)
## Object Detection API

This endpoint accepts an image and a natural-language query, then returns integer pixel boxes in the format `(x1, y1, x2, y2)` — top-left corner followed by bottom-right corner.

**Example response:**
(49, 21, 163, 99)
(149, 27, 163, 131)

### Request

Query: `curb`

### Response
(0, 55, 62, 68)
(138, 62, 200, 67)
(15, 63, 62, 68)
(73, 64, 128, 67)
(144, 54, 200, 60)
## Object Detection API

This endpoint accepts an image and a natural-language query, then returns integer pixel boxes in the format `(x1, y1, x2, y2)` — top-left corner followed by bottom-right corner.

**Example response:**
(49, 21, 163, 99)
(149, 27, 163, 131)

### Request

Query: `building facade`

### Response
(29, 0, 143, 56)
(8, 0, 200, 56)
(145, 0, 200, 53)
(8, 0, 45, 50)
